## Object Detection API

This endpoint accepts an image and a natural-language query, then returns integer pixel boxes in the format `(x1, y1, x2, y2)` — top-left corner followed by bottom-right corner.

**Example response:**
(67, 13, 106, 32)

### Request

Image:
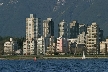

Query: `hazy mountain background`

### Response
(0, 0, 108, 37)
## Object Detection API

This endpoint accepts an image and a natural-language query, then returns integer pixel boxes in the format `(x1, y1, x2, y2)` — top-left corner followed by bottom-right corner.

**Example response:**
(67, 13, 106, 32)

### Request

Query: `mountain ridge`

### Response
(0, 0, 108, 37)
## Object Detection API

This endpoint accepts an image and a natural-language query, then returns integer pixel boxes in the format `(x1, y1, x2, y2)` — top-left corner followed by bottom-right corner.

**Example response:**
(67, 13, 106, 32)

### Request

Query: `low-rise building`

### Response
(68, 38, 86, 55)
(23, 40, 36, 55)
(106, 39, 108, 53)
(37, 36, 45, 55)
(46, 36, 56, 55)
(100, 41, 107, 54)
(56, 37, 69, 54)
(4, 38, 18, 55)
(46, 43, 56, 55)
(100, 39, 108, 55)
(68, 38, 77, 54)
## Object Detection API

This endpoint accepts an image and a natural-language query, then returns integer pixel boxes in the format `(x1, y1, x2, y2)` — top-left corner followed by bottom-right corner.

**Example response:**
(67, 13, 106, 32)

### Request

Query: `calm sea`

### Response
(0, 59, 108, 72)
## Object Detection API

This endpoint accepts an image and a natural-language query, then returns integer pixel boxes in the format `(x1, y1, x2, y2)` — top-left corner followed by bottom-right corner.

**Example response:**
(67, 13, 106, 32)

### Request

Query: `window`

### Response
(29, 24, 31, 26)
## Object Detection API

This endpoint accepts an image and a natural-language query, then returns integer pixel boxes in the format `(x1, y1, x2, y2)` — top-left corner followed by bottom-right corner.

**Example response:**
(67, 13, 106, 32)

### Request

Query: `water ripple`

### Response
(0, 59, 108, 72)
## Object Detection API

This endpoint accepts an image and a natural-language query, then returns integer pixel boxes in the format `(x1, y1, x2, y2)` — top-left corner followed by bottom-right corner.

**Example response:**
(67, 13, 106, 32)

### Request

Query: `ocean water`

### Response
(0, 59, 108, 72)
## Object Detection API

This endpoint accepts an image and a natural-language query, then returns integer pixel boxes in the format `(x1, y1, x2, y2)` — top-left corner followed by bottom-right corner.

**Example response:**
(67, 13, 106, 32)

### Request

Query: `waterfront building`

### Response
(58, 20, 69, 38)
(46, 36, 56, 55)
(36, 36, 53, 55)
(23, 14, 41, 55)
(42, 18, 55, 55)
(86, 22, 100, 54)
(77, 44, 86, 54)
(100, 39, 108, 55)
(69, 20, 79, 38)
(23, 40, 36, 55)
(77, 32, 86, 44)
(68, 38, 77, 54)
(4, 38, 18, 55)
(105, 39, 108, 53)
(68, 38, 86, 55)
(43, 18, 54, 38)
(36, 36, 45, 55)
(56, 37, 69, 54)
(100, 41, 107, 54)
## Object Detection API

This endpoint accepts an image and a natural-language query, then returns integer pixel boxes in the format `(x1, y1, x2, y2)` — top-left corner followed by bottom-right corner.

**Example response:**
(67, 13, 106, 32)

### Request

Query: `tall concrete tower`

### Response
(86, 22, 100, 54)
(43, 18, 54, 38)
(58, 20, 69, 38)
(23, 14, 41, 55)
(26, 14, 41, 40)
(70, 21, 79, 38)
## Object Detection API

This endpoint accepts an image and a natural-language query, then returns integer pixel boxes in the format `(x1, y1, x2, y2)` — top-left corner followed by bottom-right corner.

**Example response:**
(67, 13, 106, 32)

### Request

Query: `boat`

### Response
(82, 51, 85, 59)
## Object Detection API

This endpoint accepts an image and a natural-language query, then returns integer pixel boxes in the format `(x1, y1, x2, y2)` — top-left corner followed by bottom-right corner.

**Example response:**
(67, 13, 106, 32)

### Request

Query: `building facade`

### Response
(79, 24, 87, 34)
(100, 41, 107, 54)
(58, 20, 69, 38)
(77, 32, 86, 44)
(26, 14, 41, 40)
(23, 14, 41, 55)
(86, 22, 100, 54)
(43, 18, 54, 38)
(56, 37, 69, 54)
(46, 36, 56, 55)
(23, 40, 36, 55)
(36, 36, 45, 55)
(69, 21, 79, 38)
(68, 39, 77, 54)
(4, 38, 18, 55)
(99, 28, 103, 42)
(100, 39, 108, 55)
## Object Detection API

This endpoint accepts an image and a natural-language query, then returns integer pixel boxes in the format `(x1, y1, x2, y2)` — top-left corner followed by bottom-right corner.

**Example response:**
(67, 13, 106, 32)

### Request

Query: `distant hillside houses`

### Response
(4, 14, 108, 55)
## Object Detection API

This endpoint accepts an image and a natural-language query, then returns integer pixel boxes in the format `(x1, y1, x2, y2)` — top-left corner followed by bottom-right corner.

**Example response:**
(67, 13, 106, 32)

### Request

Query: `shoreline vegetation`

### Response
(0, 55, 108, 60)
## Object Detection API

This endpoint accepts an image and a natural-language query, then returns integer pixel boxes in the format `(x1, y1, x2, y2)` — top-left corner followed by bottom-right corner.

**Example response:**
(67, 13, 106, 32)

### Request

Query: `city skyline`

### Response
(3, 13, 108, 58)
(18, 14, 104, 55)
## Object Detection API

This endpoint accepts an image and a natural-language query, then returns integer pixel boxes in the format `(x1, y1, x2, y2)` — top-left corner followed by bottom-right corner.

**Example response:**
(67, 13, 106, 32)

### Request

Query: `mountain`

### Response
(0, 0, 108, 37)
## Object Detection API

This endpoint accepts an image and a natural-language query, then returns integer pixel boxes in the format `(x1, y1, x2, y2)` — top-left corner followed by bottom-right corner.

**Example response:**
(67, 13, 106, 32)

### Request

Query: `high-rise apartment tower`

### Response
(23, 14, 41, 55)
(43, 18, 54, 38)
